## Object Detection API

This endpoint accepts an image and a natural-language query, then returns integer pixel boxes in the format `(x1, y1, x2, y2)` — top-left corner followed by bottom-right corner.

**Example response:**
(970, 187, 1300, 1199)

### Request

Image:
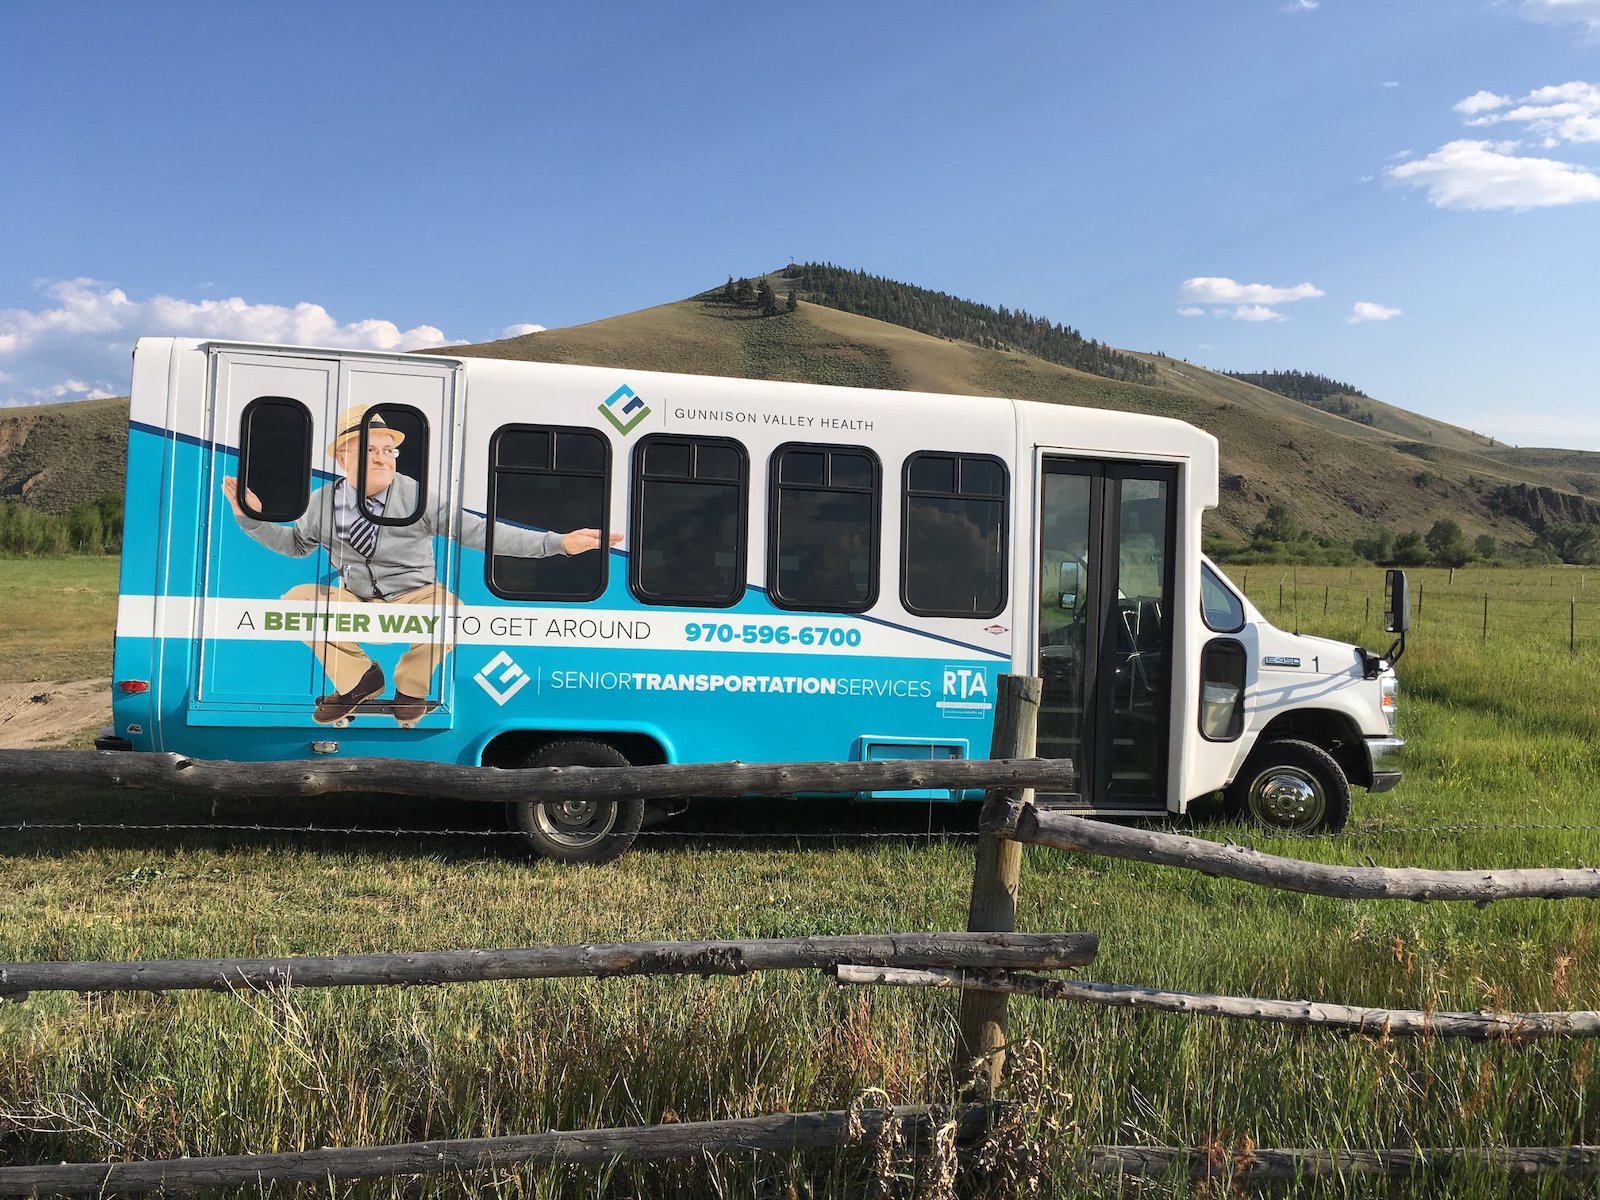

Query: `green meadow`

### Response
(3, 558, 1600, 1197)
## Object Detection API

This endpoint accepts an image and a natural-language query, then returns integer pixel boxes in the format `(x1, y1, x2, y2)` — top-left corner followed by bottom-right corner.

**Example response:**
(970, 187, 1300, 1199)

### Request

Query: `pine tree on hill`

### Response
(778, 263, 1156, 386)
(1225, 368, 1375, 425)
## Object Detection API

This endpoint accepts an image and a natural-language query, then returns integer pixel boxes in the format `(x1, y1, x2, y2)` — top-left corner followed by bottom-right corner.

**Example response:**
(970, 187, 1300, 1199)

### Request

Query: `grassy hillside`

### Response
(6, 272, 1600, 549)
(0, 396, 130, 514)
(443, 279, 1600, 546)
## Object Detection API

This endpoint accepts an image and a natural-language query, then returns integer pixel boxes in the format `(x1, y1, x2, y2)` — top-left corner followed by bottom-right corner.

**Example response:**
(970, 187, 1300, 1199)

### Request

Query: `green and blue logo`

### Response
(599, 384, 651, 435)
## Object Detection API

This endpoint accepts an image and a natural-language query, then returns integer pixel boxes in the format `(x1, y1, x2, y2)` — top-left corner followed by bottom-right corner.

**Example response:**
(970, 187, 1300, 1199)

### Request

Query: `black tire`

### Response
(508, 739, 644, 865)
(1223, 738, 1351, 834)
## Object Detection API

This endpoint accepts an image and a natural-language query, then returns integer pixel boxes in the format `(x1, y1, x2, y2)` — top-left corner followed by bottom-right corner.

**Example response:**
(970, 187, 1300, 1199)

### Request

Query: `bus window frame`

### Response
(900, 450, 1010, 620)
(236, 396, 313, 523)
(629, 432, 749, 609)
(766, 441, 882, 614)
(486, 422, 613, 603)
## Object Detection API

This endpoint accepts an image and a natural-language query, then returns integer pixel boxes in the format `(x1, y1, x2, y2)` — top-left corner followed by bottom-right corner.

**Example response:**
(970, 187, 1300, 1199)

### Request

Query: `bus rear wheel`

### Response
(509, 739, 644, 865)
(1225, 738, 1350, 834)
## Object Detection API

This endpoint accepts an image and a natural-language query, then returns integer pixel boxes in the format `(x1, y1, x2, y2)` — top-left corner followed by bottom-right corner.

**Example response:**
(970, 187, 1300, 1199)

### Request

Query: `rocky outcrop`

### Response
(1488, 483, 1600, 530)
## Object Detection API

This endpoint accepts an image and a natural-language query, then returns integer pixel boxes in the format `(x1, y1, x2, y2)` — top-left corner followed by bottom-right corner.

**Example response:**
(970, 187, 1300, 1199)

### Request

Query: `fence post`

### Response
(1483, 593, 1489, 641)
(955, 674, 1041, 1097)
(1573, 597, 1578, 653)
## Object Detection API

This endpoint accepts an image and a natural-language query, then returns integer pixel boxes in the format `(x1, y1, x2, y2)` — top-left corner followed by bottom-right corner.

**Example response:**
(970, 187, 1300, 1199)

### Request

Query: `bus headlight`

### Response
(1380, 674, 1398, 735)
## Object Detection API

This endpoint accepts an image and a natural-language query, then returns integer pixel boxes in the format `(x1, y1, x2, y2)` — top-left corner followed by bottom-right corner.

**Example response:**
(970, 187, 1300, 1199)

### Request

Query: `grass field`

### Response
(0, 555, 118, 684)
(4, 558, 1600, 1196)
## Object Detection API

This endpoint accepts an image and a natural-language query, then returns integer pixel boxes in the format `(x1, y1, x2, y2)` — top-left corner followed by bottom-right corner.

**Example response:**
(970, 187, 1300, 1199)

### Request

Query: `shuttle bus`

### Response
(99, 338, 1405, 862)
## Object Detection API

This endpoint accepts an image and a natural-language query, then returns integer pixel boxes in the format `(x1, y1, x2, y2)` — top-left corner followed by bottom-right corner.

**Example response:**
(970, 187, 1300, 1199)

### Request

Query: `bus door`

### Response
(194, 351, 339, 718)
(314, 358, 459, 727)
(194, 351, 457, 727)
(1035, 459, 1177, 809)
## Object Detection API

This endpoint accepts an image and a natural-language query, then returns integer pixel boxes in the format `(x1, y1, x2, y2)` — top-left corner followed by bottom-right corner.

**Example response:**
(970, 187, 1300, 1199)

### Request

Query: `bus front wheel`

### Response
(1225, 738, 1351, 834)
(510, 740, 644, 865)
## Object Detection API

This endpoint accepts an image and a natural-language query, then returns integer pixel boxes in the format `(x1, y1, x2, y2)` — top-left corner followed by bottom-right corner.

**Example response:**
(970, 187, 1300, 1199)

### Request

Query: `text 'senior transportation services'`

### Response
(99, 338, 1408, 862)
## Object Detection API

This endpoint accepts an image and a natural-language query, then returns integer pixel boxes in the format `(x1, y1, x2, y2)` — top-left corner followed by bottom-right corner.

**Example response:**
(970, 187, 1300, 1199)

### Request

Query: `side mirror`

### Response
(1058, 558, 1083, 620)
(1384, 569, 1411, 634)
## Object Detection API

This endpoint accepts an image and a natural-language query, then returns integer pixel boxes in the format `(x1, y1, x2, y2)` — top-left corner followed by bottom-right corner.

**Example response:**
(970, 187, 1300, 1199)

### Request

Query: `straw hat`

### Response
(327, 405, 406, 458)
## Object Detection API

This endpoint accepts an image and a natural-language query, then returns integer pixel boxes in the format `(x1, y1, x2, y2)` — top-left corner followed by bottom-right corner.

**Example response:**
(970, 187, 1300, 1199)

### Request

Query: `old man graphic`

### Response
(223, 404, 620, 725)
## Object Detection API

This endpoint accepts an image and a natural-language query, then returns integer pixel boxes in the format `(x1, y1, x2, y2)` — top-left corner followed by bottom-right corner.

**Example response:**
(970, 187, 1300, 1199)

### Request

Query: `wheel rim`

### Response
(532, 798, 617, 848)
(1247, 766, 1326, 831)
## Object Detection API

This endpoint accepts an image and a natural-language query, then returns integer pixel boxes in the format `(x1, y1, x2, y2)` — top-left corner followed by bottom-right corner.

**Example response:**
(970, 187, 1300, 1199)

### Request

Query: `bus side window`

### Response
(357, 404, 428, 525)
(237, 397, 312, 522)
(489, 425, 611, 602)
(631, 434, 748, 608)
(768, 444, 880, 612)
(901, 452, 1008, 618)
(1201, 562, 1246, 633)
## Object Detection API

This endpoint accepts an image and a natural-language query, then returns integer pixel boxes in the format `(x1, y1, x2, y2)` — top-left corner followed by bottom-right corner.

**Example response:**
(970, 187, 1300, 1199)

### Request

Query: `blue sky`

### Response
(2, 1, 1597, 449)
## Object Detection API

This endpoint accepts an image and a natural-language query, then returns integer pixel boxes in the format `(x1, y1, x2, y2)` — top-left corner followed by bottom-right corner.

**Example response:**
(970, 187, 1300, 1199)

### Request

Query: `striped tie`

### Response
(348, 506, 379, 559)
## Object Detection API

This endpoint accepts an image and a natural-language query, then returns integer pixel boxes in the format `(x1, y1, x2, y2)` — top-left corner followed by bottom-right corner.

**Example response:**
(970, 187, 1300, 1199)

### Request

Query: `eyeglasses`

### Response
(366, 447, 400, 460)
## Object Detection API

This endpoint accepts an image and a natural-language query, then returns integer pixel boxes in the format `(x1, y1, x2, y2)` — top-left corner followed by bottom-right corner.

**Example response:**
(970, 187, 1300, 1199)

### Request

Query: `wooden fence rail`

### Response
(0, 932, 1097, 1000)
(0, 749, 1074, 804)
(991, 801, 1600, 903)
(0, 1103, 993, 1196)
(838, 965, 1600, 1040)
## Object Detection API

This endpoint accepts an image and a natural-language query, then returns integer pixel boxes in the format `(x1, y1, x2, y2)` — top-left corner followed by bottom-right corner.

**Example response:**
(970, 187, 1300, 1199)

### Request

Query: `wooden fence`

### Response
(6, 687, 1600, 1189)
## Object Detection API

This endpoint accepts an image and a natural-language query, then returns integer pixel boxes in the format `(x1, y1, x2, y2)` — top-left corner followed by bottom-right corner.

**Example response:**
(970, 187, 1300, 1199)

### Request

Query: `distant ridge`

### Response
(4, 268, 1600, 561)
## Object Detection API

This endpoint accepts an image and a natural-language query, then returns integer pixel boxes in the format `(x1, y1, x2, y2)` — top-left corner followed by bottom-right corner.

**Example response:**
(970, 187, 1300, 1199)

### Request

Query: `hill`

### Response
(4, 269, 1599, 557)
(0, 396, 130, 514)
(442, 271, 1600, 549)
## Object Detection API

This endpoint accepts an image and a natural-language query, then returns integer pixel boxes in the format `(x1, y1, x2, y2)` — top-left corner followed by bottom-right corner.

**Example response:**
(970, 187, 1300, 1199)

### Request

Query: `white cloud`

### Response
(1461, 81, 1600, 145)
(501, 323, 547, 338)
(1179, 277, 1325, 306)
(1386, 138, 1600, 209)
(1283, 0, 1318, 10)
(1177, 306, 1206, 317)
(1231, 305, 1287, 322)
(1456, 90, 1511, 117)
(1383, 81, 1402, 89)
(1350, 301, 1402, 322)
(1518, 0, 1600, 36)
(0, 279, 463, 407)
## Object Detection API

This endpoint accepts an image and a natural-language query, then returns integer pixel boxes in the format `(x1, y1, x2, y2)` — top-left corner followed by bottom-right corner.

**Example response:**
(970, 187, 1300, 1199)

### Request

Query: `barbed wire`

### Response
(6, 819, 1600, 845)
(0, 820, 980, 842)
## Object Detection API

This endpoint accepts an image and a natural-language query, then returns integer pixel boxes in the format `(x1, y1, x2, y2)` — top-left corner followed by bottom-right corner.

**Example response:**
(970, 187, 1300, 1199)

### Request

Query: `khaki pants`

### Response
(281, 582, 451, 699)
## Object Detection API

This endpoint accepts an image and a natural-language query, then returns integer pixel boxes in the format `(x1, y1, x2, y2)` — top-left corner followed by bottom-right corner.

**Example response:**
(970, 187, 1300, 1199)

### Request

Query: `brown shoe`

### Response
(314, 665, 385, 725)
(391, 692, 440, 727)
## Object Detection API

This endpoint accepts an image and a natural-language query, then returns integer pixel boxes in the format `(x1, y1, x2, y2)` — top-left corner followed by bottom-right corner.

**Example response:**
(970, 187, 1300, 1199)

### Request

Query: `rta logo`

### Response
(943, 667, 990, 701)
(939, 666, 992, 720)
(598, 384, 652, 434)
(474, 651, 532, 705)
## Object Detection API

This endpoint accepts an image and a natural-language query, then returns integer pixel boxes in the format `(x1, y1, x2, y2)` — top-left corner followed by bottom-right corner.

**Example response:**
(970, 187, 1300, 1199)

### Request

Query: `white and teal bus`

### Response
(99, 338, 1404, 862)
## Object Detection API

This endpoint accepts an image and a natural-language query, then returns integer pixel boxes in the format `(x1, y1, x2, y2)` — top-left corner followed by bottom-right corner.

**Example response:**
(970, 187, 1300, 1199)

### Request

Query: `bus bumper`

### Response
(1364, 736, 1404, 793)
(94, 727, 134, 752)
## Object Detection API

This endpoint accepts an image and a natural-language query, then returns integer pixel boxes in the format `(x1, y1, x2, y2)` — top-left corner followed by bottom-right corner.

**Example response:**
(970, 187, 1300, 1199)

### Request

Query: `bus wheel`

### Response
(1225, 739, 1350, 834)
(510, 740, 644, 865)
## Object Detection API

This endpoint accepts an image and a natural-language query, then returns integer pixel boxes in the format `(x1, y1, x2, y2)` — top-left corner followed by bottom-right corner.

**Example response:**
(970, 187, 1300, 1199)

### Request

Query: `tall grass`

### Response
(4, 561, 1600, 1196)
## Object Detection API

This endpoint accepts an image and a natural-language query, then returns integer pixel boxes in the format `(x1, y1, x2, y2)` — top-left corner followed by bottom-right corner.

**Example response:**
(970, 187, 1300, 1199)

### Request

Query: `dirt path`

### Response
(0, 679, 110, 748)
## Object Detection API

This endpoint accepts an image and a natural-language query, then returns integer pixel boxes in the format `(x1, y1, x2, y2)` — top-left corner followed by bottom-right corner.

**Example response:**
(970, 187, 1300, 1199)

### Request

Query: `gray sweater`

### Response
(238, 474, 566, 600)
